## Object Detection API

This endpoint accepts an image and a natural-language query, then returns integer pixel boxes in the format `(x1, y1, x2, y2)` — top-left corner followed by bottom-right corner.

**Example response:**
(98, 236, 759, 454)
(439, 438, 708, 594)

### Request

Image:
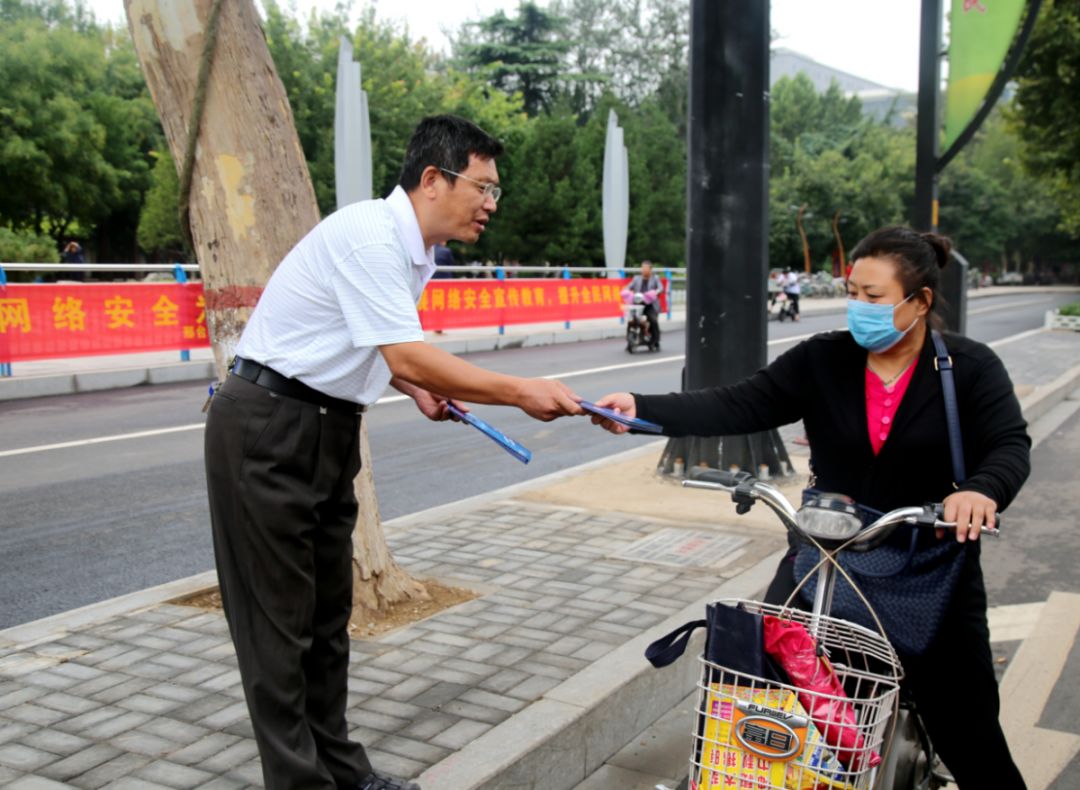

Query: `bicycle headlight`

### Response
(796, 493, 863, 540)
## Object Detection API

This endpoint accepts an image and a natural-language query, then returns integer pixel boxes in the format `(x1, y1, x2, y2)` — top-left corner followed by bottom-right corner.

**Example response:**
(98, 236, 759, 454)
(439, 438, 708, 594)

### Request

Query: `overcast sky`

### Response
(89, 1, 923, 92)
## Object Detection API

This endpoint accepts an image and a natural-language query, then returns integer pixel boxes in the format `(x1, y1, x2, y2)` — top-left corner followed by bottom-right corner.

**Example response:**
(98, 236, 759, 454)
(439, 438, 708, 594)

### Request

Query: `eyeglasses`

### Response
(439, 168, 502, 204)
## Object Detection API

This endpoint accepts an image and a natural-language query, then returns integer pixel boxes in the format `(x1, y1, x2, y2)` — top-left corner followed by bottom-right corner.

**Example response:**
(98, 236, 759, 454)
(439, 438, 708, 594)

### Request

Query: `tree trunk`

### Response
(125, 0, 426, 617)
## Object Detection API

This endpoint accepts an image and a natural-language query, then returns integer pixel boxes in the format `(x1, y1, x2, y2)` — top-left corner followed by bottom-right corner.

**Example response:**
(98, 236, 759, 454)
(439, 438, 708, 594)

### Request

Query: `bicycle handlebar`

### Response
(682, 470, 1001, 544)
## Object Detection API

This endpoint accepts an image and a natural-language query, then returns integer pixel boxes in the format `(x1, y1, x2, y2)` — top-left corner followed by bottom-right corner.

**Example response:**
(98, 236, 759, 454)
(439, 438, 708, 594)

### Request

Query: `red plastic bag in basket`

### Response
(762, 615, 881, 771)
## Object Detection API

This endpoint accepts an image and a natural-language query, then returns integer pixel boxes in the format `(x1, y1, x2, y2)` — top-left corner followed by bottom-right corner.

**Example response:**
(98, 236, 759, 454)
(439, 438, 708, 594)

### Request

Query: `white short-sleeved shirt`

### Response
(235, 186, 436, 404)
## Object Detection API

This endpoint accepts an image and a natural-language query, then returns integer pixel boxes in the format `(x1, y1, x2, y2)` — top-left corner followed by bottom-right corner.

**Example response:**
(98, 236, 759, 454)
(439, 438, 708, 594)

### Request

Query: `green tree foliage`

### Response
(1010, 0, 1080, 235)
(549, 0, 689, 121)
(454, 2, 572, 116)
(5, 0, 1074, 277)
(262, 2, 521, 216)
(136, 148, 185, 260)
(0, 0, 157, 253)
(939, 111, 1077, 275)
(0, 226, 60, 264)
(768, 75, 914, 271)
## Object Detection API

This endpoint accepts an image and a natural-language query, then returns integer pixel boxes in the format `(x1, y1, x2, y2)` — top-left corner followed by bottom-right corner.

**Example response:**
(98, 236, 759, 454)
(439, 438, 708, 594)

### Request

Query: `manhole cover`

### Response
(615, 528, 749, 570)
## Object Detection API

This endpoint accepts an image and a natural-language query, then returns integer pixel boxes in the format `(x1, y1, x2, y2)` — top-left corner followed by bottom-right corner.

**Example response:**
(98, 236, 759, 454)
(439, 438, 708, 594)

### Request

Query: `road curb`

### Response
(416, 550, 785, 790)
(1018, 363, 1080, 426)
(0, 571, 218, 651)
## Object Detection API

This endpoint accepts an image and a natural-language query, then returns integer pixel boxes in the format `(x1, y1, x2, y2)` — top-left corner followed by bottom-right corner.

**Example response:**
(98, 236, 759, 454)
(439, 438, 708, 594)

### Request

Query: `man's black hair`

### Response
(398, 115, 504, 192)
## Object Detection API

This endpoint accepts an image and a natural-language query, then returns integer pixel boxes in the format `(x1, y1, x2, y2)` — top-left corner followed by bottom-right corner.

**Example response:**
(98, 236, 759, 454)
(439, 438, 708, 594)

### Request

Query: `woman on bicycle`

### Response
(589, 226, 1030, 789)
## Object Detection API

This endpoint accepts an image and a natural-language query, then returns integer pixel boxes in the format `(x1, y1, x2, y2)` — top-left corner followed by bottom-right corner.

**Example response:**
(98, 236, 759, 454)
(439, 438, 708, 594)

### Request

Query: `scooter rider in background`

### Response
(621, 260, 663, 351)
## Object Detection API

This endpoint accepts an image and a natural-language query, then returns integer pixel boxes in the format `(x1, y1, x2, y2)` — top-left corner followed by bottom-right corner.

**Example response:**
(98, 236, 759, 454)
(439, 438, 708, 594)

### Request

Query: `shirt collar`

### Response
(385, 186, 435, 268)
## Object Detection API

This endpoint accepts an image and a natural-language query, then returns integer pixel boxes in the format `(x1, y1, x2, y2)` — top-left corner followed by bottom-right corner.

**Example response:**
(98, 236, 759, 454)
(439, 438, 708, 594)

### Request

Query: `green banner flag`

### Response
(944, 0, 1026, 150)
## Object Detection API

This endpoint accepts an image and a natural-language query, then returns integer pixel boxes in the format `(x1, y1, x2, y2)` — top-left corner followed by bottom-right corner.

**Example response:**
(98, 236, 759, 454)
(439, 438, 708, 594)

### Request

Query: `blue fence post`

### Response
(618, 268, 626, 324)
(0, 264, 10, 376)
(665, 267, 673, 320)
(495, 266, 505, 335)
(562, 266, 572, 330)
(173, 264, 191, 362)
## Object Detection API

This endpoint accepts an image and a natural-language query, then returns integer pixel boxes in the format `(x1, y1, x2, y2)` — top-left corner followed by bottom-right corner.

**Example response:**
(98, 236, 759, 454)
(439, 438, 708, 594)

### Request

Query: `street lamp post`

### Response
(658, 0, 792, 480)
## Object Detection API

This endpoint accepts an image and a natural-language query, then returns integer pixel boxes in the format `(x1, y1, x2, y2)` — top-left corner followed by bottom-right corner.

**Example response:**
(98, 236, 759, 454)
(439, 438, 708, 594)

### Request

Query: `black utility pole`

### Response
(660, 0, 791, 479)
(914, 0, 967, 333)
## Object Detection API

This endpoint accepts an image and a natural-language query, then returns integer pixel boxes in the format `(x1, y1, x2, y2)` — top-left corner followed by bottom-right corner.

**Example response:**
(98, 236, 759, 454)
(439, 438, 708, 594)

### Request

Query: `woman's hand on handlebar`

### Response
(591, 392, 636, 434)
(941, 490, 997, 543)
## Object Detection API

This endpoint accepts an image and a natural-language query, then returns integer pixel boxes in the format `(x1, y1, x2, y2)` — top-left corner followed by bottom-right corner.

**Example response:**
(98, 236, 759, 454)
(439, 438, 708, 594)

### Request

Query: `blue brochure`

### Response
(579, 400, 664, 433)
(447, 403, 532, 464)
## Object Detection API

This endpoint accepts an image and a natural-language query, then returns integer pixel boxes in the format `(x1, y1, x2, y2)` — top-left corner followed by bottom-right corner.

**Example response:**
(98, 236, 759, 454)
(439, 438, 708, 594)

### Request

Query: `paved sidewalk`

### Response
(0, 441, 794, 789)
(0, 326, 1076, 788)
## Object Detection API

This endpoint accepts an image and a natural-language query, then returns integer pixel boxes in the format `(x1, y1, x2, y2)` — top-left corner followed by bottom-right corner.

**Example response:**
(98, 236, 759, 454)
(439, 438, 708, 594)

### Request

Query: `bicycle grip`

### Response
(688, 468, 751, 488)
(931, 503, 1004, 534)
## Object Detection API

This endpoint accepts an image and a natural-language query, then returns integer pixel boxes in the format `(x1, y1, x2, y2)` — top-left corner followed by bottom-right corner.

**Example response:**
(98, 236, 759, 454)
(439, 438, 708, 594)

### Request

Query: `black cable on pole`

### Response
(936, 0, 1044, 173)
(177, 0, 226, 254)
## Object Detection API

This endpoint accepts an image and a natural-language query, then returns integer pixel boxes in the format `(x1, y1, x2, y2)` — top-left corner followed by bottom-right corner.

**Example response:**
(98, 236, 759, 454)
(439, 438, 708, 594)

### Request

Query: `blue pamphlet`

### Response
(447, 404, 532, 464)
(579, 400, 663, 433)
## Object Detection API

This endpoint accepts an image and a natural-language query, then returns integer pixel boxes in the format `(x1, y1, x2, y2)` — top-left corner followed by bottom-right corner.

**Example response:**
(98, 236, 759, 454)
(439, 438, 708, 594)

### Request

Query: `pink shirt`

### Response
(866, 363, 917, 455)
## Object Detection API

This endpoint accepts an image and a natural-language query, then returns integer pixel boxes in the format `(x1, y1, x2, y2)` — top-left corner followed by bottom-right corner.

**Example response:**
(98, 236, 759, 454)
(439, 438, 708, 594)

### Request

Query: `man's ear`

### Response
(419, 165, 442, 199)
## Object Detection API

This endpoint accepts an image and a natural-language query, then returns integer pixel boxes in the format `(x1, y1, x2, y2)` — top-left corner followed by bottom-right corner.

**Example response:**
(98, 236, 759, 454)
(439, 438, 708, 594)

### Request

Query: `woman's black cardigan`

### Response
(634, 330, 1031, 515)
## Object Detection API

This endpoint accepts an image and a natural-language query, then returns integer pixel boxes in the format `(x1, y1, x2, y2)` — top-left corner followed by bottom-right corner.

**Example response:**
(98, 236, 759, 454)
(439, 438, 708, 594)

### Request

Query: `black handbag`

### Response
(645, 600, 785, 682)
(793, 330, 969, 658)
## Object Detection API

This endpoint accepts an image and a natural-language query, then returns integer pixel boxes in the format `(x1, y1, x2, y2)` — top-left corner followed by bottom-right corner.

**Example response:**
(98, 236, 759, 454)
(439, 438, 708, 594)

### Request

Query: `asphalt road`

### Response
(0, 292, 1074, 628)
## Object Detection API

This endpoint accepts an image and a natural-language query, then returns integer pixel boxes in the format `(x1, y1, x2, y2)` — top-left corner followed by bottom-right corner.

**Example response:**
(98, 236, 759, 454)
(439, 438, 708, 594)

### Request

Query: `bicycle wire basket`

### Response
(689, 599, 903, 790)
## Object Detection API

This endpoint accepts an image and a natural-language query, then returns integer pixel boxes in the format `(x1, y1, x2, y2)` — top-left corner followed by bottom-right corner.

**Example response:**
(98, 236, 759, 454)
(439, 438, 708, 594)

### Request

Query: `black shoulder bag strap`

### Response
(931, 329, 966, 484)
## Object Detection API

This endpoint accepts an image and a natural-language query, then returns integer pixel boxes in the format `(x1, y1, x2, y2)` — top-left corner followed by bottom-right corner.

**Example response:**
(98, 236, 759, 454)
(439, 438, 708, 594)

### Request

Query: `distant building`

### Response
(770, 48, 916, 125)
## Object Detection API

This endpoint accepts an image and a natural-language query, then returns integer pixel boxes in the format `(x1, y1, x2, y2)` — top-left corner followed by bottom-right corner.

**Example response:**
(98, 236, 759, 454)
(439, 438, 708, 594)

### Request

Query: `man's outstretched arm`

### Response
(380, 341, 581, 421)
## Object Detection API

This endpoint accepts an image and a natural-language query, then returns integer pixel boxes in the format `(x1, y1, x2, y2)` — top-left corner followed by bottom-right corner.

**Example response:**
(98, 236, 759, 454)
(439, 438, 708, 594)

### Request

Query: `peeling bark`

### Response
(125, 0, 425, 614)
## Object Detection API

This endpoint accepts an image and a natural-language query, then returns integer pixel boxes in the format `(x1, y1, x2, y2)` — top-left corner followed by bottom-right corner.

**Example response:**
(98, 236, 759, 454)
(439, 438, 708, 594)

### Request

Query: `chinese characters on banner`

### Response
(0, 278, 667, 362)
(0, 283, 208, 362)
(417, 278, 667, 332)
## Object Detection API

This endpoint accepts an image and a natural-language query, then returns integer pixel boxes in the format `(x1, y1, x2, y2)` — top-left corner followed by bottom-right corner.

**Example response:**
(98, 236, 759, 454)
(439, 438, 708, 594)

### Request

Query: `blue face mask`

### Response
(847, 294, 918, 352)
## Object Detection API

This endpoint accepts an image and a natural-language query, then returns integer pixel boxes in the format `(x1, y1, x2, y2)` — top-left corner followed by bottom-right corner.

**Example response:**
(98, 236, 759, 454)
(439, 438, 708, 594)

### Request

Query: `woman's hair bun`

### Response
(921, 232, 952, 269)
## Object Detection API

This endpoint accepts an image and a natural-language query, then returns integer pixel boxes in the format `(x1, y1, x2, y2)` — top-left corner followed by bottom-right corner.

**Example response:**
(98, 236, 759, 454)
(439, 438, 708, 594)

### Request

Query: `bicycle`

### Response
(668, 469, 1000, 789)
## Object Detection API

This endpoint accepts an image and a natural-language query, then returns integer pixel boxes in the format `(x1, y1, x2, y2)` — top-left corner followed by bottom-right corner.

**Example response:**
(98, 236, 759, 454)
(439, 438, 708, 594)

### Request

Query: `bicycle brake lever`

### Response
(732, 481, 756, 514)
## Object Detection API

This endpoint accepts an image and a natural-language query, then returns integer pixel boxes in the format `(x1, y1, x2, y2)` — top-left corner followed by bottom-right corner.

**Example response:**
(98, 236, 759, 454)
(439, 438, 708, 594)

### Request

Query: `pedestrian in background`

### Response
(204, 115, 582, 790)
(60, 240, 85, 281)
(782, 266, 800, 321)
(432, 243, 454, 279)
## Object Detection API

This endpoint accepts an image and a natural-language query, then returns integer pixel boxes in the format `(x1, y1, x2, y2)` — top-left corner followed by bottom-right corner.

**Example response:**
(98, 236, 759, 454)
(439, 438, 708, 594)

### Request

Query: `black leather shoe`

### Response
(357, 772, 421, 790)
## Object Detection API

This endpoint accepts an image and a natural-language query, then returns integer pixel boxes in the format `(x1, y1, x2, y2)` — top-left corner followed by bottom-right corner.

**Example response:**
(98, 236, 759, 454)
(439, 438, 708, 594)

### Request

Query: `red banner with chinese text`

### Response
(0, 283, 209, 362)
(0, 278, 668, 362)
(418, 278, 666, 332)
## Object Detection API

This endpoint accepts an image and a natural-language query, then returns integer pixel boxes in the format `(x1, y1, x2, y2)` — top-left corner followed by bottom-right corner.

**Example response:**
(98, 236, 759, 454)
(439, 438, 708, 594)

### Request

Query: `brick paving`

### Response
(0, 501, 782, 788)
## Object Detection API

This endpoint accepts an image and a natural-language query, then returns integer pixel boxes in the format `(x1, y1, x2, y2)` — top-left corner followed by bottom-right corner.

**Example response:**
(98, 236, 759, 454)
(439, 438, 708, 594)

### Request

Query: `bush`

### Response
(1059, 302, 1080, 317)
(0, 227, 60, 264)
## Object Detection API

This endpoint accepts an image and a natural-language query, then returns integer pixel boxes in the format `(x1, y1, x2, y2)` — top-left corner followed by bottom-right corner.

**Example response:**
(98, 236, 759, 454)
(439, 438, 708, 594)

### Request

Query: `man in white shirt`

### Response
(205, 115, 582, 790)
(782, 266, 801, 321)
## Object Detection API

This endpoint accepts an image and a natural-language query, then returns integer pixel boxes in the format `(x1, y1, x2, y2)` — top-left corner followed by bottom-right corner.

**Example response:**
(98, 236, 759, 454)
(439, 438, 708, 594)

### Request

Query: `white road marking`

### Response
(988, 326, 1046, 348)
(0, 424, 205, 459)
(969, 297, 1053, 316)
(988, 601, 1045, 643)
(999, 591, 1080, 788)
(0, 322, 1042, 459)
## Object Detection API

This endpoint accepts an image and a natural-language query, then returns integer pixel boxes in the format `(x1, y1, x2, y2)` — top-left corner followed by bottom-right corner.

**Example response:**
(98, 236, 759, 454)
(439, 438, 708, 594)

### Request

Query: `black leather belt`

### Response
(230, 357, 363, 415)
